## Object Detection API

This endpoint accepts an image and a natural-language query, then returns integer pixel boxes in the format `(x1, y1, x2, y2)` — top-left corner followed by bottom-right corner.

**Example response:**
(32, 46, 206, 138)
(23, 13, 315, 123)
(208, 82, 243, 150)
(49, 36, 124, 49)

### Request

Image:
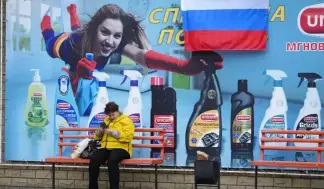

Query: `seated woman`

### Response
(89, 102, 134, 189)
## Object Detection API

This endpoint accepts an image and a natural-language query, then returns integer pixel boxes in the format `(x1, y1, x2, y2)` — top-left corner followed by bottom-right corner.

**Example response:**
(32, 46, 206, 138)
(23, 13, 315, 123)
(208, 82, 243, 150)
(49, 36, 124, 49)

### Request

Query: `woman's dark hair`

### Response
(104, 102, 119, 114)
(71, 4, 150, 57)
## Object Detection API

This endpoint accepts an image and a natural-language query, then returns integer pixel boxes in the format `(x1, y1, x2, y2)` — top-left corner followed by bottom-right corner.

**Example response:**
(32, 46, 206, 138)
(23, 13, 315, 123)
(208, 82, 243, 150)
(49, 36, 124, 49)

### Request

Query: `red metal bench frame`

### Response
(45, 127, 165, 189)
(251, 129, 324, 189)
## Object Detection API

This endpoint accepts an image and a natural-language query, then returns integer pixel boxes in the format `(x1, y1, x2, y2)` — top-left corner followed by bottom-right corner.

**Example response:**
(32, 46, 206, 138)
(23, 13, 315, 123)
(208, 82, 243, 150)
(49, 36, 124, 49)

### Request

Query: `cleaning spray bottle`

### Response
(185, 63, 223, 165)
(76, 53, 97, 116)
(259, 70, 288, 147)
(120, 70, 143, 144)
(25, 69, 48, 127)
(54, 64, 80, 156)
(231, 80, 254, 152)
(293, 73, 322, 147)
(87, 71, 110, 135)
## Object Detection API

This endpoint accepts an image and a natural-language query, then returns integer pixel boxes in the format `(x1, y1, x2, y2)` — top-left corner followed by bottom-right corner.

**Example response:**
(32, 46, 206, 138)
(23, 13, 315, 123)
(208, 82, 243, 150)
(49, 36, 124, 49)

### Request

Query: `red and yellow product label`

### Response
(232, 108, 252, 144)
(189, 110, 220, 147)
(153, 115, 175, 148)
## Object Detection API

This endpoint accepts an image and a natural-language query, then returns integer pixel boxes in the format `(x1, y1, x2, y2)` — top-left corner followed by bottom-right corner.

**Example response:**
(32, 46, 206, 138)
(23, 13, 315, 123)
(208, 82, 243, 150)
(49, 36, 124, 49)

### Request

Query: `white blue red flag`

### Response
(181, 0, 269, 51)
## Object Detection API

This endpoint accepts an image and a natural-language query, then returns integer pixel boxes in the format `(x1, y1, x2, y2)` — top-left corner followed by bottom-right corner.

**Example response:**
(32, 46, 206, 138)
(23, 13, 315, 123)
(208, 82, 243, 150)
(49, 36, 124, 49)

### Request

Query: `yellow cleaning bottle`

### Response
(24, 69, 48, 127)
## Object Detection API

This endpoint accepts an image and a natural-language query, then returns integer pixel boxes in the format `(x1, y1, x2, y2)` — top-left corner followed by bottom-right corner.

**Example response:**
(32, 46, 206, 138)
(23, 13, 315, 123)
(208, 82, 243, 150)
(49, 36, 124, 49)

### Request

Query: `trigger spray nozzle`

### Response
(120, 75, 127, 85)
(264, 75, 271, 85)
(120, 70, 143, 87)
(263, 70, 287, 87)
(297, 73, 322, 88)
(297, 78, 304, 88)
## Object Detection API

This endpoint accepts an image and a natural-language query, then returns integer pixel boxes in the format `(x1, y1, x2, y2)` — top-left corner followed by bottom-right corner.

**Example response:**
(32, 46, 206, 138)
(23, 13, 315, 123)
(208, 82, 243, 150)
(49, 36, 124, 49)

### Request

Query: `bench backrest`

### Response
(58, 127, 165, 158)
(260, 129, 324, 162)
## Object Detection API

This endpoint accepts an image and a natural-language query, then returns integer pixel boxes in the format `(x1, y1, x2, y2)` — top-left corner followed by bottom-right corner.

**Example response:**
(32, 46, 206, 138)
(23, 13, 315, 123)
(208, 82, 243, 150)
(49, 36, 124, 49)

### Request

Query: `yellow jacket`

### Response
(93, 114, 135, 156)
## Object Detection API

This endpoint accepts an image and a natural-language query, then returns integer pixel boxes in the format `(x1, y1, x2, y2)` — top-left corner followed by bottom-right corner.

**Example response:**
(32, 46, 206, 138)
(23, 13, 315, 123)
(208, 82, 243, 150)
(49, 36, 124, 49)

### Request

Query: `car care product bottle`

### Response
(150, 76, 177, 165)
(259, 70, 288, 147)
(293, 73, 322, 147)
(25, 69, 48, 127)
(231, 80, 254, 152)
(54, 64, 80, 156)
(120, 70, 143, 144)
(185, 64, 223, 164)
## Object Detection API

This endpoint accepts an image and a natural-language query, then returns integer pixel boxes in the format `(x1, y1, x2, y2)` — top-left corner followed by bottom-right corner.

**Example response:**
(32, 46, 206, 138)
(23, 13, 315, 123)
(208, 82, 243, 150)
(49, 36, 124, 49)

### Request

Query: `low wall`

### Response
(0, 164, 323, 189)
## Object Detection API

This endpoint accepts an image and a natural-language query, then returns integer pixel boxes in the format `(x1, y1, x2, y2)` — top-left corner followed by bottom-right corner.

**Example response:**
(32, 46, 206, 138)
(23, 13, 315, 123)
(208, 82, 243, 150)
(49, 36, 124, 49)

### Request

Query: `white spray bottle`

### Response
(87, 71, 110, 135)
(293, 73, 322, 147)
(259, 70, 288, 147)
(120, 70, 143, 144)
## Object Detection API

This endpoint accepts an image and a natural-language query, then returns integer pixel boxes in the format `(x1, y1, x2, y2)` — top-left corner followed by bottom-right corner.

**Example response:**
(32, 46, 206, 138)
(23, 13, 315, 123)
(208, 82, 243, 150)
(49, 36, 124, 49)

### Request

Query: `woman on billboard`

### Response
(41, 4, 223, 92)
(41, 4, 223, 117)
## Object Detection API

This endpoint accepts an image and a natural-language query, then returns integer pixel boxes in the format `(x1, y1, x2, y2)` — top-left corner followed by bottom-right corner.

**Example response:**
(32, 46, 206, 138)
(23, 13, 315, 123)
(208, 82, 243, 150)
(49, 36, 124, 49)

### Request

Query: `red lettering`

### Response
(155, 116, 173, 125)
(95, 114, 106, 119)
(304, 116, 317, 122)
(33, 92, 42, 96)
(57, 103, 70, 109)
(288, 42, 324, 51)
(271, 117, 284, 123)
(319, 42, 324, 50)
(129, 115, 140, 121)
(286, 42, 301, 51)
(237, 115, 251, 121)
(311, 42, 318, 50)
(303, 42, 310, 51)
(201, 113, 218, 121)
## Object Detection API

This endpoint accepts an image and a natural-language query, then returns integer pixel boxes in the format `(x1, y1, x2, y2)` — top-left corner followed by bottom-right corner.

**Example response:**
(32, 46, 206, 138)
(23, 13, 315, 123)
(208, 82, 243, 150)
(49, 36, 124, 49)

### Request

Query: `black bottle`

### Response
(185, 68, 223, 161)
(150, 76, 177, 151)
(230, 80, 254, 152)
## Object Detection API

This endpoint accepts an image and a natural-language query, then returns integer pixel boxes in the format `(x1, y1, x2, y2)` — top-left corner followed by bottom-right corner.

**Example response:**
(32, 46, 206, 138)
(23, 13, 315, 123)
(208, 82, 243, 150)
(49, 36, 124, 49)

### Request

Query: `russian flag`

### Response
(181, 0, 269, 51)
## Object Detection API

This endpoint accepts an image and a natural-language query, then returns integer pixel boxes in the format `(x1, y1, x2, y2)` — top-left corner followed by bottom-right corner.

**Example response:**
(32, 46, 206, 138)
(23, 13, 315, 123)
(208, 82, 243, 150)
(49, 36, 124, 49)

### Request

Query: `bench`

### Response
(45, 127, 165, 189)
(251, 129, 324, 189)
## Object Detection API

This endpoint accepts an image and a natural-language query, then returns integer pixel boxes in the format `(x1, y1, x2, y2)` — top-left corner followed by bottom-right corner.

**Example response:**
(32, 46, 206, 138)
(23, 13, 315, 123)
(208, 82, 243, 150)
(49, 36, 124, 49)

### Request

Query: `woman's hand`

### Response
(104, 129, 120, 138)
(104, 129, 112, 135)
(190, 51, 223, 71)
(70, 57, 97, 94)
(76, 58, 97, 79)
(95, 127, 104, 138)
(100, 122, 108, 129)
(141, 48, 223, 76)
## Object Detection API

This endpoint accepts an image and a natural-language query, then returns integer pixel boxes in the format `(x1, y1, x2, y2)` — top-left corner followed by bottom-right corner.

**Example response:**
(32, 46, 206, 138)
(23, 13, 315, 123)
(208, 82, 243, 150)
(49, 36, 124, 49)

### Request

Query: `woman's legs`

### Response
(40, 15, 54, 42)
(107, 149, 130, 189)
(67, 4, 81, 31)
(40, 3, 80, 58)
(89, 149, 109, 189)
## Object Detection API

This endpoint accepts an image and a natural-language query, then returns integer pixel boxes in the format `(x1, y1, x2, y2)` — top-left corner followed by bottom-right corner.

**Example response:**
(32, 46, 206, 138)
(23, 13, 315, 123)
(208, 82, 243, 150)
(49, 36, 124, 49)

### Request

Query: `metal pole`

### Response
(52, 163, 55, 189)
(155, 164, 158, 189)
(254, 166, 258, 189)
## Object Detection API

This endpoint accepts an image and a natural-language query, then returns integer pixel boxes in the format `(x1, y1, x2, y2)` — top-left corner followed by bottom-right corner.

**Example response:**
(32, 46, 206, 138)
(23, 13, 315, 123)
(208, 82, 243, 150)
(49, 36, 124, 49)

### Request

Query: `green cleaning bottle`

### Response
(24, 69, 48, 127)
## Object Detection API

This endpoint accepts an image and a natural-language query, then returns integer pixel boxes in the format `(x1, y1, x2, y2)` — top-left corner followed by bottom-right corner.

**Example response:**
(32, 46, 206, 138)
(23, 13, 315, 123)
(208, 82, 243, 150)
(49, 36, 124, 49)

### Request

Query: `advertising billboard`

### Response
(4, 0, 324, 169)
